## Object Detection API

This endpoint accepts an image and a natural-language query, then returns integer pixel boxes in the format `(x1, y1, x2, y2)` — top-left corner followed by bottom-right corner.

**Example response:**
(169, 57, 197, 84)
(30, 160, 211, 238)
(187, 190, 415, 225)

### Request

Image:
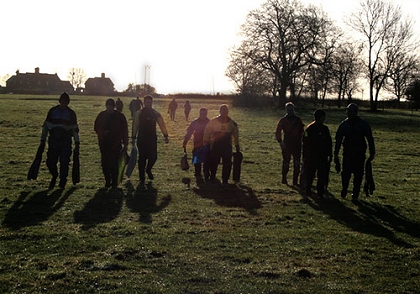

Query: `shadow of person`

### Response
(2, 187, 75, 230)
(356, 200, 420, 239)
(74, 187, 124, 230)
(304, 191, 415, 248)
(125, 182, 171, 223)
(192, 182, 261, 215)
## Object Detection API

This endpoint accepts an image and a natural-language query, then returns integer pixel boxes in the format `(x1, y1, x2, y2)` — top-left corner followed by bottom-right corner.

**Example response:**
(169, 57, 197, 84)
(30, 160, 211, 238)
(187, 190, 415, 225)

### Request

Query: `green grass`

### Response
(1, 94, 420, 293)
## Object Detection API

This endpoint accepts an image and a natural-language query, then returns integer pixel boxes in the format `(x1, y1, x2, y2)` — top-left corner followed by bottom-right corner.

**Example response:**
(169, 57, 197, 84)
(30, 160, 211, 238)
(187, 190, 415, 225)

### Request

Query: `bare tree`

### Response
(348, 0, 416, 111)
(238, 0, 336, 106)
(67, 68, 87, 90)
(330, 40, 364, 108)
(226, 44, 272, 96)
(386, 51, 420, 104)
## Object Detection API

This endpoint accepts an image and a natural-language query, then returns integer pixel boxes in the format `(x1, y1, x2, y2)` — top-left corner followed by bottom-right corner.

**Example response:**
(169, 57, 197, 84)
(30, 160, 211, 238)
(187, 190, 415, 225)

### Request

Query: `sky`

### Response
(1, 0, 419, 95)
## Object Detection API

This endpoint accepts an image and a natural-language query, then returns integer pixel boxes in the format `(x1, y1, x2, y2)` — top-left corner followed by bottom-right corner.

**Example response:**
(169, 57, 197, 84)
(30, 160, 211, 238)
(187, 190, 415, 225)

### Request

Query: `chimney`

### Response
(35, 67, 40, 74)
(101, 73, 105, 78)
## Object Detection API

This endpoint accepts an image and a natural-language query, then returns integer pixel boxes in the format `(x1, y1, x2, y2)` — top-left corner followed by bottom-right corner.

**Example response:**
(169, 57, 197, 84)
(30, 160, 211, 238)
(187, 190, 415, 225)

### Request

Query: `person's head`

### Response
(346, 103, 358, 118)
(59, 92, 70, 108)
(219, 104, 229, 118)
(314, 109, 326, 123)
(144, 95, 153, 108)
(105, 98, 115, 112)
(285, 102, 295, 115)
(199, 108, 208, 119)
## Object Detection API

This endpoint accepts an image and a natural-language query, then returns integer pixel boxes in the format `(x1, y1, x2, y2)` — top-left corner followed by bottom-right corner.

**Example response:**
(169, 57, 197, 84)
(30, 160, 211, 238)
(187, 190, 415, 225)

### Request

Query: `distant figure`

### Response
(275, 102, 304, 186)
(132, 95, 169, 184)
(302, 109, 332, 198)
(116, 98, 123, 112)
(183, 108, 210, 178)
(40, 92, 80, 189)
(203, 104, 240, 186)
(168, 98, 178, 121)
(129, 96, 143, 119)
(184, 100, 192, 121)
(334, 103, 375, 201)
(94, 98, 129, 188)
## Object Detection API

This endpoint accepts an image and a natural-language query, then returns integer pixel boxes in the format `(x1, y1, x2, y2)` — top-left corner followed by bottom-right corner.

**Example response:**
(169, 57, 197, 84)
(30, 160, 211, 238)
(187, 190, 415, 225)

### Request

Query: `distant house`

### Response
(6, 67, 73, 94)
(84, 73, 115, 96)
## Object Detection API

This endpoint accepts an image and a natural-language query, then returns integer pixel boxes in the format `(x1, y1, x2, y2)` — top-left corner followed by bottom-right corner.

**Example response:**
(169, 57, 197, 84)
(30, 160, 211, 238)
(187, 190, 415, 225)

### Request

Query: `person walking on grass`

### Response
(275, 102, 304, 186)
(40, 92, 80, 190)
(94, 98, 129, 189)
(129, 96, 143, 119)
(334, 103, 375, 201)
(132, 95, 169, 184)
(184, 100, 191, 121)
(183, 108, 210, 179)
(302, 109, 332, 198)
(168, 97, 178, 121)
(203, 104, 240, 186)
(116, 98, 123, 112)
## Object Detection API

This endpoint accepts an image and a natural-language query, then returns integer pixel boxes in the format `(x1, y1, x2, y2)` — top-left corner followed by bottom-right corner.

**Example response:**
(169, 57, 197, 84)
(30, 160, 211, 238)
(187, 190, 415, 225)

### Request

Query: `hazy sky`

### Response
(1, 0, 419, 94)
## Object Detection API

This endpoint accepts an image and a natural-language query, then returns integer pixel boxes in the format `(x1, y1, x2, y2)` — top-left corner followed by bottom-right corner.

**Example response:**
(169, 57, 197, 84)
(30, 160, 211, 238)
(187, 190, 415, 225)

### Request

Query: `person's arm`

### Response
(183, 122, 195, 148)
(275, 119, 286, 150)
(365, 122, 375, 160)
(121, 114, 129, 151)
(203, 121, 213, 145)
(131, 110, 140, 143)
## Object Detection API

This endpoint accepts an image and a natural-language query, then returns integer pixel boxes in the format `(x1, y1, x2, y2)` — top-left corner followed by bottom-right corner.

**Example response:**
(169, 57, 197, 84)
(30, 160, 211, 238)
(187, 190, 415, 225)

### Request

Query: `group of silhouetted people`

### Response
(35, 93, 375, 202)
(276, 102, 375, 201)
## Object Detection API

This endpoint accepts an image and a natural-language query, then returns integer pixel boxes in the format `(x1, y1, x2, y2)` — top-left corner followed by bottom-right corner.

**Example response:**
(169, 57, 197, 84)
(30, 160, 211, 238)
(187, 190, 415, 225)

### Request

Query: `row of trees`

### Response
(226, 0, 420, 110)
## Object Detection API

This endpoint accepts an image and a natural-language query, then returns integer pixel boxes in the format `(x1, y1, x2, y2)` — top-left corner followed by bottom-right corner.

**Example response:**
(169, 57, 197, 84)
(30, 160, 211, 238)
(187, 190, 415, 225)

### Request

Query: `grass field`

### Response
(0, 94, 420, 293)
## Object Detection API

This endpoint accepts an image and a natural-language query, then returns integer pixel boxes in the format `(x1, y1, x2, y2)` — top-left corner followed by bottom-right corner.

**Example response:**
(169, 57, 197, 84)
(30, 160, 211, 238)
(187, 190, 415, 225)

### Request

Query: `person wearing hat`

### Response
(302, 109, 332, 198)
(40, 92, 80, 189)
(334, 103, 375, 201)
(94, 98, 129, 188)
(132, 95, 169, 184)
(275, 102, 304, 186)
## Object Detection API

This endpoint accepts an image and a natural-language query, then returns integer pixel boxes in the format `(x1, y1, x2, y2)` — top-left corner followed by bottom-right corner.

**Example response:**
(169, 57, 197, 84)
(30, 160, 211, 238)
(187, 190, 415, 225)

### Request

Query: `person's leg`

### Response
(282, 149, 292, 184)
(341, 155, 352, 198)
(137, 143, 146, 183)
(316, 160, 328, 197)
(46, 144, 60, 189)
(352, 155, 366, 199)
(145, 140, 157, 180)
(110, 149, 120, 188)
(305, 161, 316, 197)
(208, 152, 219, 181)
(291, 144, 301, 186)
(58, 142, 72, 188)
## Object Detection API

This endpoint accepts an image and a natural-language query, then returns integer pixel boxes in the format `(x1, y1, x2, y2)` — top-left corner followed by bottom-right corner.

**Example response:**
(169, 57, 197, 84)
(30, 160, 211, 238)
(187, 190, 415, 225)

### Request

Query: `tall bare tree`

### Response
(348, 0, 416, 111)
(330, 40, 364, 108)
(237, 0, 336, 106)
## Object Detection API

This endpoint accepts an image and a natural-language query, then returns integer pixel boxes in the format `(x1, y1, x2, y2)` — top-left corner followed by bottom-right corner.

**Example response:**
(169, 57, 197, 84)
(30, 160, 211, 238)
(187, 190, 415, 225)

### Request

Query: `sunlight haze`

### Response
(1, 0, 419, 94)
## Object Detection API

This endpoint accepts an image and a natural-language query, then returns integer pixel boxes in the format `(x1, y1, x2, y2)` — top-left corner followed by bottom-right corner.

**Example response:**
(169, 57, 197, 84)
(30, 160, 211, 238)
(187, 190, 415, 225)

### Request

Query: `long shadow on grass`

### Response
(124, 181, 171, 223)
(2, 187, 75, 230)
(192, 180, 261, 215)
(305, 193, 418, 248)
(74, 188, 123, 230)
